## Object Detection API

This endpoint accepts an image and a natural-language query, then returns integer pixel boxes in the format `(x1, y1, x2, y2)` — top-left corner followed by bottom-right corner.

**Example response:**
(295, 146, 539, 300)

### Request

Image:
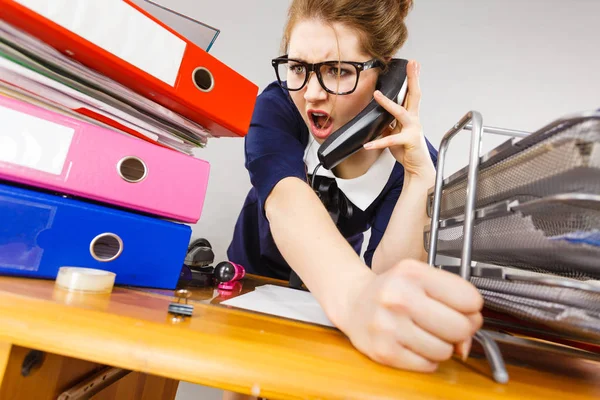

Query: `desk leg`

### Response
(0, 340, 12, 388)
(0, 344, 179, 400)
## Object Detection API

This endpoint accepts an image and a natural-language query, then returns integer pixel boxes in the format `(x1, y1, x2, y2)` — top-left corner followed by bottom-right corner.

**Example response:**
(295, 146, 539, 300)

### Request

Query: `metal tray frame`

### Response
(426, 110, 600, 384)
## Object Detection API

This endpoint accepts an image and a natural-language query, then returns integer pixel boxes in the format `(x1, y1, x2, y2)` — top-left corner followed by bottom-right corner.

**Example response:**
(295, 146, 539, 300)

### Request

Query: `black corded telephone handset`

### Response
(316, 58, 409, 170)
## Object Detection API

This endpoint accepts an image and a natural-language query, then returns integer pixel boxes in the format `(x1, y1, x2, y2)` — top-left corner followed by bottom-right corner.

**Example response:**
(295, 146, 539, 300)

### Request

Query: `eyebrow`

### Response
(287, 50, 339, 63)
(284, 56, 357, 64)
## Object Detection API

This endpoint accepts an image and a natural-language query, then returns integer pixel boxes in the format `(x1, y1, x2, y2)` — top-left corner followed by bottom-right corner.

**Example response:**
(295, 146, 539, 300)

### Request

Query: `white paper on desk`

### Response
(222, 284, 336, 328)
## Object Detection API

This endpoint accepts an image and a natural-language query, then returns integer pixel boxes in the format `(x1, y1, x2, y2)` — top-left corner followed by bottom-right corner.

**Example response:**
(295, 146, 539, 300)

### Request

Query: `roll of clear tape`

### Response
(55, 267, 116, 293)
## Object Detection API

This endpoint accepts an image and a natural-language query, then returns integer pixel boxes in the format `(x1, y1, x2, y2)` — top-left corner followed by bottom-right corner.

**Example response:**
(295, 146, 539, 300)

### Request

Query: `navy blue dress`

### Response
(227, 82, 438, 279)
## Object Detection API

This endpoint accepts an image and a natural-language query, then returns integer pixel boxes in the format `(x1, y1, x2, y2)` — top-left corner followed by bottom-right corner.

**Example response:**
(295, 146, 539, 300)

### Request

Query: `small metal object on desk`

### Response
(168, 289, 194, 317)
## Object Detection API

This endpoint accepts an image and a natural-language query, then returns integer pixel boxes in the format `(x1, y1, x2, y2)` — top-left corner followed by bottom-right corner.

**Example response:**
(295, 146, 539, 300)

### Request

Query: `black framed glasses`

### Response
(271, 55, 383, 95)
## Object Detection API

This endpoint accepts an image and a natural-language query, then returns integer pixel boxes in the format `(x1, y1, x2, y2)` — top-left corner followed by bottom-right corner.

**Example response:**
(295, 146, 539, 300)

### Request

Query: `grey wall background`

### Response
(147, 1, 600, 398)
(174, 0, 600, 265)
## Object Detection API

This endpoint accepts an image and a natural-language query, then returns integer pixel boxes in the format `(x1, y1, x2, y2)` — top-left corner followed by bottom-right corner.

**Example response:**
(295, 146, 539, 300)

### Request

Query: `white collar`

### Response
(303, 135, 397, 211)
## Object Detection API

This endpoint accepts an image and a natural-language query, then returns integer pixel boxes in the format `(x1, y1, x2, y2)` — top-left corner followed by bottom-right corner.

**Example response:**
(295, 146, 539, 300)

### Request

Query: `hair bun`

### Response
(282, 0, 414, 60)
(398, 0, 414, 18)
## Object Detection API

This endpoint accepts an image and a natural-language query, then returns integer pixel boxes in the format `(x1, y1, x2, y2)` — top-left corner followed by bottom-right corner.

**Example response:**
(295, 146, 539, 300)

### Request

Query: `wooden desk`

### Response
(0, 274, 598, 399)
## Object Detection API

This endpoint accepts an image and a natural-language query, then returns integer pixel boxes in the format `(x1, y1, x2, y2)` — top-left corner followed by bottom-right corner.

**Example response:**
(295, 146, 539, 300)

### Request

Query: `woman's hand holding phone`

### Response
(363, 60, 435, 181)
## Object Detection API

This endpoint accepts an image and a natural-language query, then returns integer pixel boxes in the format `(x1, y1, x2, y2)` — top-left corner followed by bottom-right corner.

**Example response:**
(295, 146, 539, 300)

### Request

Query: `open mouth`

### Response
(308, 110, 334, 139)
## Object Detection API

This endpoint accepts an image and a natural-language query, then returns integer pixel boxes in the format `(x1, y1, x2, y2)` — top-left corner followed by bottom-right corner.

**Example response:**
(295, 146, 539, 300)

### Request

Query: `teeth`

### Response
(310, 112, 330, 130)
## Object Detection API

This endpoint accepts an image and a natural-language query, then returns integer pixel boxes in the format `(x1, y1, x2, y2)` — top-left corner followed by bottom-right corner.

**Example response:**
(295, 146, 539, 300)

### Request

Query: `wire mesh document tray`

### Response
(472, 276, 600, 342)
(427, 114, 600, 220)
(425, 193, 600, 279)
(425, 110, 600, 385)
(440, 264, 600, 343)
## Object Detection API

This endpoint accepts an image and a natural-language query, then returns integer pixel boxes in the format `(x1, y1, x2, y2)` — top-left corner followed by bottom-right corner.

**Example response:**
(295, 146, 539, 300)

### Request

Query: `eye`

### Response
(325, 65, 351, 78)
(288, 63, 306, 75)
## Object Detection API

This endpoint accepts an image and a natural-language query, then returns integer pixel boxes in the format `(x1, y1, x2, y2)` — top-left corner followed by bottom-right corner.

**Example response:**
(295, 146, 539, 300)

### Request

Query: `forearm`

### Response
(372, 169, 435, 274)
(265, 177, 372, 326)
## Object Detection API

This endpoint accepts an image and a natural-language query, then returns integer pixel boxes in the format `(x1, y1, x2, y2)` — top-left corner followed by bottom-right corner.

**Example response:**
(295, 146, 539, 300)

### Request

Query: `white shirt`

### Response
(303, 135, 397, 211)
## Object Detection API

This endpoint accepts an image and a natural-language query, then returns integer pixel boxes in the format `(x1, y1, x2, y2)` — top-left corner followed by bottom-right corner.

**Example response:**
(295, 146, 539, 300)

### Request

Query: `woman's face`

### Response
(287, 19, 379, 143)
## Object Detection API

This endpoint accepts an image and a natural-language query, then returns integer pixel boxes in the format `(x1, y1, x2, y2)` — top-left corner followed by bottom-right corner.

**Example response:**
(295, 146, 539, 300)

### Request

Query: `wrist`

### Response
(322, 264, 374, 331)
(404, 164, 436, 187)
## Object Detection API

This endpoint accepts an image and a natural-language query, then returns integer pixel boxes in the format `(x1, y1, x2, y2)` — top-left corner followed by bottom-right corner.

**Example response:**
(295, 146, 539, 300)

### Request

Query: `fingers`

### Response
(363, 130, 411, 150)
(395, 261, 484, 314)
(454, 336, 473, 361)
(422, 270, 484, 315)
(373, 90, 412, 127)
(453, 315, 480, 361)
(368, 308, 464, 368)
(466, 311, 484, 333)
(354, 259, 485, 372)
(370, 338, 438, 372)
(405, 294, 476, 343)
(379, 272, 479, 344)
(405, 60, 421, 116)
(363, 308, 439, 372)
(399, 321, 454, 363)
(366, 70, 423, 152)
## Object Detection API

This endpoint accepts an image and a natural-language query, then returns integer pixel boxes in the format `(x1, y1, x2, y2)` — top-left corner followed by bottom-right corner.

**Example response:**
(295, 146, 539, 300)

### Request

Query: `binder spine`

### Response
(0, 94, 210, 223)
(0, 182, 191, 289)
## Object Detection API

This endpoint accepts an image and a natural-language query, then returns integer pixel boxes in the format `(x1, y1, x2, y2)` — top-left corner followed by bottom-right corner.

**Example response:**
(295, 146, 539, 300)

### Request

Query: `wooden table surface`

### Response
(0, 274, 598, 399)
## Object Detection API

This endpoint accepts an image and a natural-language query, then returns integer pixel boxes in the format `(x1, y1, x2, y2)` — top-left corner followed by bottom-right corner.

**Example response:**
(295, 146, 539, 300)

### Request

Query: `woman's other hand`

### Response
(334, 259, 483, 372)
(364, 60, 435, 180)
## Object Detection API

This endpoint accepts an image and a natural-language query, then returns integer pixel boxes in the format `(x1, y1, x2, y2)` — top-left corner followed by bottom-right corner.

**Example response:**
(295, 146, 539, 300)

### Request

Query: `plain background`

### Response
(144, 1, 600, 398)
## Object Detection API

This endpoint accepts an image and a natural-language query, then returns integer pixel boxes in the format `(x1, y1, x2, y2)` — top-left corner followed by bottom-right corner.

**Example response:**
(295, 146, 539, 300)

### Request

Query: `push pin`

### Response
(168, 289, 194, 317)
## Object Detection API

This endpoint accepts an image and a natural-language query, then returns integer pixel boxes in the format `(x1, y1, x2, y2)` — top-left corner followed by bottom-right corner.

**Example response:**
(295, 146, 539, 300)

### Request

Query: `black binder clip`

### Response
(168, 289, 194, 317)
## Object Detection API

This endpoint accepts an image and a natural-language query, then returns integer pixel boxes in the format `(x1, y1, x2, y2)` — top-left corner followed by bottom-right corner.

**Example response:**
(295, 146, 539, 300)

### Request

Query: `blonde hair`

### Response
(281, 0, 413, 63)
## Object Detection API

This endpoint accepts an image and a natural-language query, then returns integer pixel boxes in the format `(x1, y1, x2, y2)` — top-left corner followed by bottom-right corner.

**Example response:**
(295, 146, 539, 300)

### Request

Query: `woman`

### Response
(227, 0, 482, 375)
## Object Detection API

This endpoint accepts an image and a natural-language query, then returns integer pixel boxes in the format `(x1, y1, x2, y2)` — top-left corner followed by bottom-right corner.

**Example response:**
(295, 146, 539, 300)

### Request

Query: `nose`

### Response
(304, 72, 327, 103)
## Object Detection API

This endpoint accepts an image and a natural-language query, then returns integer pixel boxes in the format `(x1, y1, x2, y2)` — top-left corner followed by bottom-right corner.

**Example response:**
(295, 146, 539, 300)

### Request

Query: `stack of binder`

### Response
(0, 0, 258, 289)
